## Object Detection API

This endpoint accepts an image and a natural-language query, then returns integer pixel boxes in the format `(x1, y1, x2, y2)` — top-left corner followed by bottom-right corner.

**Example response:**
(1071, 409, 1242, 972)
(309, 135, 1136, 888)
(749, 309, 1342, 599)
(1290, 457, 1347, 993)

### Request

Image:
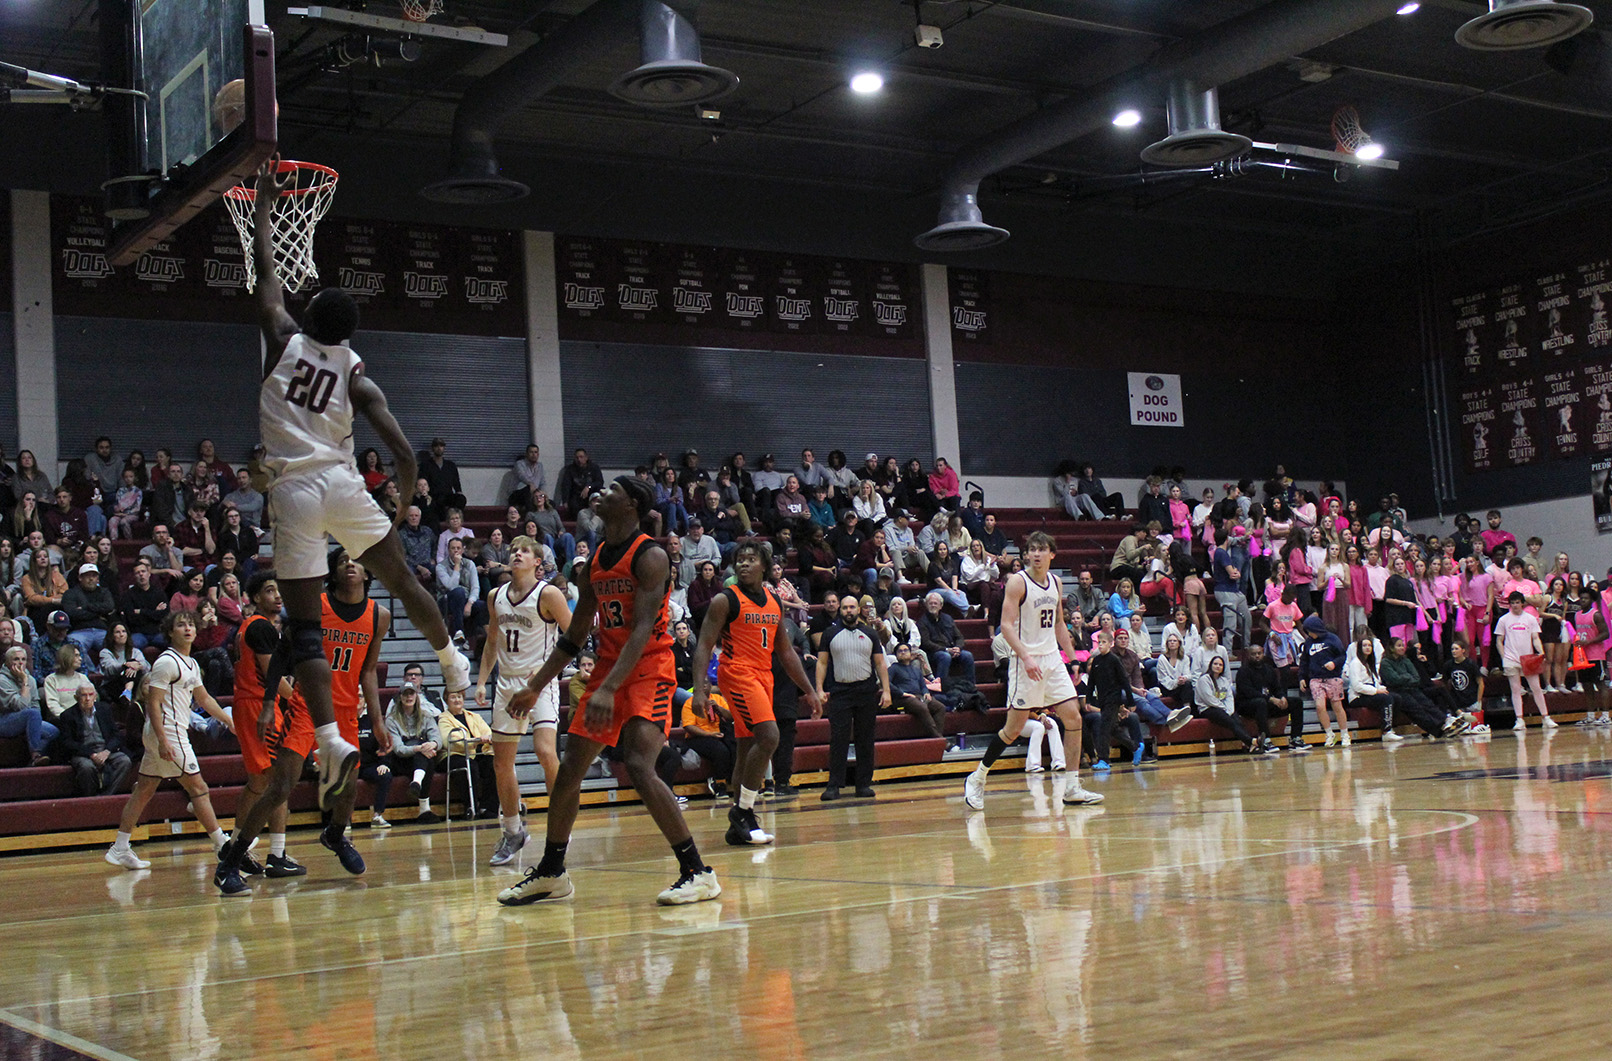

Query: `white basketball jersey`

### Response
(260, 333, 363, 479)
(493, 581, 558, 678)
(148, 648, 203, 733)
(1015, 571, 1062, 656)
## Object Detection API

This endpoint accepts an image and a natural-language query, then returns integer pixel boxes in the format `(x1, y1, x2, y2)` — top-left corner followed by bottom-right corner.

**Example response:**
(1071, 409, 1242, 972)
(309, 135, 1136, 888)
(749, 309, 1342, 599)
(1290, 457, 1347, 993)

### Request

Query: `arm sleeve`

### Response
(244, 620, 279, 656)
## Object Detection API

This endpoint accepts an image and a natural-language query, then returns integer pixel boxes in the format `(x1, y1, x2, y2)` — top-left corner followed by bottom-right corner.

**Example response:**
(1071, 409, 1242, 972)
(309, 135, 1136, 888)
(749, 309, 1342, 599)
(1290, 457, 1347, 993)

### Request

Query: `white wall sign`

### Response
(1127, 372, 1184, 427)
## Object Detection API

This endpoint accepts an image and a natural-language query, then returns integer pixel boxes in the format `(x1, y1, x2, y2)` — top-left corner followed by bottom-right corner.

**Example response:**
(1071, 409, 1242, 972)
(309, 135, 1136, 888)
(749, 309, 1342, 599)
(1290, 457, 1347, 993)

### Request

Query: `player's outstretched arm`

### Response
(691, 591, 729, 718)
(351, 374, 416, 527)
(253, 163, 299, 365)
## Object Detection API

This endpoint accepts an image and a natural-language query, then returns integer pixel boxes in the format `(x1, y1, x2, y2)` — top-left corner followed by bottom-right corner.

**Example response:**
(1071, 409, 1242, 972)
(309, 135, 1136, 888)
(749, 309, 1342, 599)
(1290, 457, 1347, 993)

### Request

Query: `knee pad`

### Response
(286, 619, 327, 666)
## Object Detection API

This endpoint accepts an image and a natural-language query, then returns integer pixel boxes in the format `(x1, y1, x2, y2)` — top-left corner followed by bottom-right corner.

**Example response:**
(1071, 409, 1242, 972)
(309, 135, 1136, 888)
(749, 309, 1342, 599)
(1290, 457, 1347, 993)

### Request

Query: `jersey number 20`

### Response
(285, 359, 338, 414)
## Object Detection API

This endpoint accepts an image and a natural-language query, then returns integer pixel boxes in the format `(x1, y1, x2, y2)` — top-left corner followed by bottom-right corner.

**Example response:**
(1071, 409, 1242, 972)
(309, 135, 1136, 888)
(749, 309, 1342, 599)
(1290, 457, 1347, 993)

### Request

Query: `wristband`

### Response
(555, 636, 581, 659)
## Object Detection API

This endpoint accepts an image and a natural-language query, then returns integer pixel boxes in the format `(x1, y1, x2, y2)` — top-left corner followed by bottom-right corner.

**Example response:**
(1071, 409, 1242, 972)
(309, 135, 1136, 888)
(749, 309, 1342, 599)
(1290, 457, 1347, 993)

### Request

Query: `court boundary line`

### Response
(0, 1007, 139, 1061)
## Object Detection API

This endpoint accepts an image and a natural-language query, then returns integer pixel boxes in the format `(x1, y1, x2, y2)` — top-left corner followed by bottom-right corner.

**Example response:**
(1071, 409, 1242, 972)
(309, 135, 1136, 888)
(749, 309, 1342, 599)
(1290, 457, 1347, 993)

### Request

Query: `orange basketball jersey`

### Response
(718, 585, 780, 677)
(589, 532, 673, 676)
(234, 614, 277, 709)
(321, 593, 378, 714)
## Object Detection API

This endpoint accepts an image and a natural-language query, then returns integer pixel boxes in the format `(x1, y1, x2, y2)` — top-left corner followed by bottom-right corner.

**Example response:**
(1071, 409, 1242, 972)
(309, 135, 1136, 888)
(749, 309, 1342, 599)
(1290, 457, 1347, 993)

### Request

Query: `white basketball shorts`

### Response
(1009, 652, 1079, 711)
(267, 463, 394, 581)
(491, 673, 559, 740)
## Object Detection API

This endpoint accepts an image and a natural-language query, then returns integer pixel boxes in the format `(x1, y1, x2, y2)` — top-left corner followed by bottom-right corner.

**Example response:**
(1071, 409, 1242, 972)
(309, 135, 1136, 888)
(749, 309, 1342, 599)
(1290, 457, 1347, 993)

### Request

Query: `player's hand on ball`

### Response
(585, 687, 616, 731)
(507, 688, 538, 719)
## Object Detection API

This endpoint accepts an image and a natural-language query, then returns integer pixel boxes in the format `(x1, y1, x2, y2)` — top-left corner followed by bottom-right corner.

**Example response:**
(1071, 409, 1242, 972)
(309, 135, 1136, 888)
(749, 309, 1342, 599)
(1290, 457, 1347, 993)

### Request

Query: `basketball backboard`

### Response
(102, 0, 277, 266)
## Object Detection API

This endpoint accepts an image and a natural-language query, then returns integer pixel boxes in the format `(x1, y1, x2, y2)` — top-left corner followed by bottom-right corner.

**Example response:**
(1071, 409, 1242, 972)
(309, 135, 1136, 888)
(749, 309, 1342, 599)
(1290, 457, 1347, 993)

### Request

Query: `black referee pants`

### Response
(827, 685, 879, 789)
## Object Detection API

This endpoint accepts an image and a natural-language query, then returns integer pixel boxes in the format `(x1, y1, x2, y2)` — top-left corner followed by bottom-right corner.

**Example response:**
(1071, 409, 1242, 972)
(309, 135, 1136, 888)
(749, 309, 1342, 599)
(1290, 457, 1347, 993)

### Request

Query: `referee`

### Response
(814, 595, 891, 801)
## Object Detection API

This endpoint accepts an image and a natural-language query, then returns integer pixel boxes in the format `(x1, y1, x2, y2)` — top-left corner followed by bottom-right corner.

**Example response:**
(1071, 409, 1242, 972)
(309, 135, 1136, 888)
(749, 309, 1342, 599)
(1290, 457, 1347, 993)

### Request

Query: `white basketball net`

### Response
(1331, 105, 1367, 154)
(223, 161, 339, 294)
(400, 0, 443, 21)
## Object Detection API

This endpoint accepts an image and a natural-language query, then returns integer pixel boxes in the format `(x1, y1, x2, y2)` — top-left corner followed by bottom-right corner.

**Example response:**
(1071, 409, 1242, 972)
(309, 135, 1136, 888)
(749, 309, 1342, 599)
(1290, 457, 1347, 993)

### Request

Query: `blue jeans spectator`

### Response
(0, 708, 59, 755)
(932, 586, 968, 612)
(67, 627, 107, 662)
(543, 531, 577, 568)
(1132, 690, 1170, 726)
(130, 632, 164, 652)
(932, 648, 976, 684)
(657, 499, 690, 536)
(86, 505, 107, 536)
(189, 709, 231, 744)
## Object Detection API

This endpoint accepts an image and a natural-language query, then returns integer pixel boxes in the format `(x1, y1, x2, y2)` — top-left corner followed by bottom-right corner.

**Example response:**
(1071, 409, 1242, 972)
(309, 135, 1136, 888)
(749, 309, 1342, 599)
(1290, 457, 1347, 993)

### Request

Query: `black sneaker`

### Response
(854, 786, 875, 798)
(408, 779, 423, 800)
(218, 838, 264, 876)
(265, 853, 307, 878)
(773, 783, 799, 799)
(320, 827, 366, 875)
(415, 810, 443, 825)
(725, 806, 774, 846)
(213, 863, 249, 897)
(820, 787, 841, 801)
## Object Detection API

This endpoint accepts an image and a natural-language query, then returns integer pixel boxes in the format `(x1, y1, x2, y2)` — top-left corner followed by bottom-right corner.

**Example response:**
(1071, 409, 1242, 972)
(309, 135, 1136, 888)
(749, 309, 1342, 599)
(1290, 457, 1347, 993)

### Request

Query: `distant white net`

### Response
(400, 0, 444, 21)
(1331, 105, 1367, 154)
(223, 161, 338, 294)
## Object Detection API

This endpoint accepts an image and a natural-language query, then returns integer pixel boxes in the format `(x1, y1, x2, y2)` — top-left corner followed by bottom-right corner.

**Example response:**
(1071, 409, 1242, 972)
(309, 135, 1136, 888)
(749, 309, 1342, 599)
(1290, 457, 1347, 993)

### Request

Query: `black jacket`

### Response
(1088, 652, 1135, 708)
(122, 582, 167, 638)
(54, 701, 128, 758)
(917, 611, 963, 653)
(62, 584, 117, 631)
(1235, 656, 1285, 701)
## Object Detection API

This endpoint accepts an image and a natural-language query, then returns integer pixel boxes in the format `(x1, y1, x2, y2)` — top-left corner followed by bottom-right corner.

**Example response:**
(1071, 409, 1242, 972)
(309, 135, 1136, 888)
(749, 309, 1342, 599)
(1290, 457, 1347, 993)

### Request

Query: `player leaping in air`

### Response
(498, 477, 720, 907)
(690, 540, 819, 847)
(252, 161, 469, 812)
(964, 531, 1104, 811)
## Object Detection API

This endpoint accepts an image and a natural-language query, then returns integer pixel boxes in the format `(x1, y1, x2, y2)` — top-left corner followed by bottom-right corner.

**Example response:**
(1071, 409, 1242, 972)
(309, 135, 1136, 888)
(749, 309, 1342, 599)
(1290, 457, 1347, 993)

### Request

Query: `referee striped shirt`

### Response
(822, 621, 883, 691)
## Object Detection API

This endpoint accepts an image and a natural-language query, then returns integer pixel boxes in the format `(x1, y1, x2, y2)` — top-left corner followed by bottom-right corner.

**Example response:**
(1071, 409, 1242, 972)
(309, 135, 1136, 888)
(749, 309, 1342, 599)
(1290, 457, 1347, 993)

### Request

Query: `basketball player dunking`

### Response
(251, 162, 469, 813)
(478, 535, 572, 867)
(690, 540, 819, 847)
(498, 477, 720, 907)
(964, 531, 1104, 810)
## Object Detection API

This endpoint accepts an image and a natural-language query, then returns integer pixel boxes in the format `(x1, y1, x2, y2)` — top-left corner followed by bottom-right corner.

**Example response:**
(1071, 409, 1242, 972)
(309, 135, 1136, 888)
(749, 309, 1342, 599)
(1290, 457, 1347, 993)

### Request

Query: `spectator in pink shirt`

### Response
(928, 457, 961, 513)
(1457, 555, 1494, 653)
(1479, 509, 1516, 556)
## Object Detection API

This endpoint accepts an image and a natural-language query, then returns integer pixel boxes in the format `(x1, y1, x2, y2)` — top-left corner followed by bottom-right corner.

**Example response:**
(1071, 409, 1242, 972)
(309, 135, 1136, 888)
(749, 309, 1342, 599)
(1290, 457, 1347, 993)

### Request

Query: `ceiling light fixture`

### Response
(850, 71, 884, 94)
(1355, 142, 1386, 160)
(1397, 2, 1421, 14)
(1112, 108, 1143, 128)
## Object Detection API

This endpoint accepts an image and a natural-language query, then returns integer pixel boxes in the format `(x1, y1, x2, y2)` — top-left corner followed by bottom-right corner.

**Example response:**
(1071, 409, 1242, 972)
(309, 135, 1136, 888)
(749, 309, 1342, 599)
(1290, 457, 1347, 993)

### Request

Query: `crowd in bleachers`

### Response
(3, 434, 1607, 828)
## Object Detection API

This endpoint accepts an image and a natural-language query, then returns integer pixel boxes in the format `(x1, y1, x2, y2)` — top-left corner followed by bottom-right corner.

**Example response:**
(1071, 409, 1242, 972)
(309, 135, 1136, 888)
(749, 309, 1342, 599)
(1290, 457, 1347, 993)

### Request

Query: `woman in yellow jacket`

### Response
(438, 689, 496, 817)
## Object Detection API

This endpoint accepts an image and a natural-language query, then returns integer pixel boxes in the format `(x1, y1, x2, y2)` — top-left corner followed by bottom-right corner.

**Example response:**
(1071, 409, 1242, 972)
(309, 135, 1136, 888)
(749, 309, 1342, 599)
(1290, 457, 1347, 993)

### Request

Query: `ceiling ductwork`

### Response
(1139, 82, 1252, 167)
(914, 0, 1408, 252)
(611, 0, 738, 106)
(1455, 0, 1594, 51)
(422, 0, 723, 204)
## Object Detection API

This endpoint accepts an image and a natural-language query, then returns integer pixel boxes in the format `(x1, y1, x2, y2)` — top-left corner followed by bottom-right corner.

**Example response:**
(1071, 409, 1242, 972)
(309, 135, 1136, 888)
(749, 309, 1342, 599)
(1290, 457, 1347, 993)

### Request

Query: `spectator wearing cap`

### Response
(419, 437, 466, 514)
(677, 448, 710, 490)
(575, 489, 605, 550)
(508, 444, 547, 512)
(61, 563, 115, 660)
(0, 646, 55, 765)
(222, 469, 265, 531)
(20, 547, 68, 634)
(174, 501, 217, 570)
(556, 447, 604, 518)
(751, 454, 786, 517)
(57, 681, 131, 795)
(885, 509, 924, 581)
(857, 452, 882, 484)
(31, 610, 73, 685)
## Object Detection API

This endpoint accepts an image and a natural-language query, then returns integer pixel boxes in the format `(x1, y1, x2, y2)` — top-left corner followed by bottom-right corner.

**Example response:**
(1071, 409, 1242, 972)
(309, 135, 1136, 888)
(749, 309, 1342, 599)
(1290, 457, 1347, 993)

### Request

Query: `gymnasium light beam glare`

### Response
(1112, 108, 1143, 128)
(850, 71, 884, 95)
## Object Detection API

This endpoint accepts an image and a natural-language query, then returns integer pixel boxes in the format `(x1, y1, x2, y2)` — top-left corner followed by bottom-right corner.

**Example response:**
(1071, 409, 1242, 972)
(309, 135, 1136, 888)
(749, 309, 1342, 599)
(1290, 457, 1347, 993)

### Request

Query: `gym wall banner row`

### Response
(49, 196, 525, 337)
(1451, 256, 1612, 472)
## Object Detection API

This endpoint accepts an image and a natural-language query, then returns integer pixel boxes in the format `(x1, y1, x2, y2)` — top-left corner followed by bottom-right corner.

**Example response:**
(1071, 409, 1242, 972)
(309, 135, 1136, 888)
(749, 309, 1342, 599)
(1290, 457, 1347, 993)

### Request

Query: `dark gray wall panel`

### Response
(957, 363, 1343, 482)
(0, 312, 17, 454)
(55, 315, 262, 465)
(349, 332, 530, 466)
(560, 341, 934, 468)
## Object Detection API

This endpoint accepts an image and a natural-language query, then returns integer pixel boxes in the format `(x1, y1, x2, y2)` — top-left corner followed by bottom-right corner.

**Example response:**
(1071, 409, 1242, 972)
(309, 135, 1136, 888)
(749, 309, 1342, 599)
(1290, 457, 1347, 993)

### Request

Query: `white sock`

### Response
(738, 786, 758, 811)
(435, 644, 459, 669)
(974, 762, 990, 776)
(113, 831, 131, 850)
(417, 798, 432, 812)
(501, 814, 521, 834)
(208, 828, 227, 850)
(314, 722, 342, 752)
(269, 833, 286, 858)
(412, 768, 426, 787)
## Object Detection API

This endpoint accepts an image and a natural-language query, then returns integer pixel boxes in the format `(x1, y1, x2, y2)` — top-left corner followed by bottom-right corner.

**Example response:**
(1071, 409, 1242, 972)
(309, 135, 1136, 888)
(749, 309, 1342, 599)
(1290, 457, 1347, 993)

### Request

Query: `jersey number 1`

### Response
(285, 359, 338, 414)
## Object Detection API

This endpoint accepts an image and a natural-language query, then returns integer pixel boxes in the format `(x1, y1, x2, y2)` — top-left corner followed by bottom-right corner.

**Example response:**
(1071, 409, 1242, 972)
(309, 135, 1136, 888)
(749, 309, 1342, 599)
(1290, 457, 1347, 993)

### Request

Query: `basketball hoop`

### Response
(223, 159, 339, 294)
(400, 0, 443, 21)
(1331, 104, 1368, 155)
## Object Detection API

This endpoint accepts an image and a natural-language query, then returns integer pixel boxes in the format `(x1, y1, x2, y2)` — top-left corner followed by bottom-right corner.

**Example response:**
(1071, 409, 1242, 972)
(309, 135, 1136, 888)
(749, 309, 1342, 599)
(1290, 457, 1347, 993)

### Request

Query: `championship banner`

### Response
(1127, 372, 1184, 427)
(1451, 290, 1489, 378)
(1593, 456, 1612, 534)
(949, 268, 989, 343)
(1458, 383, 1498, 472)
(1542, 365, 1583, 459)
(1580, 258, 1611, 351)
(1498, 375, 1542, 466)
(1493, 281, 1531, 372)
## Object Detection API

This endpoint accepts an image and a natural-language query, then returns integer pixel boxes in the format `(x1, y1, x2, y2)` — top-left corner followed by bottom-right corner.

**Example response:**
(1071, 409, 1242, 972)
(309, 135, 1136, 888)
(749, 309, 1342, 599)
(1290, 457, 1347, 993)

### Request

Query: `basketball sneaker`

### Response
(1542, 716, 1559, 729)
(217, 838, 264, 876)
(498, 868, 574, 906)
(213, 862, 250, 897)
(1288, 738, 1310, 754)
(441, 649, 472, 694)
(316, 736, 360, 810)
(265, 854, 307, 878)
(1061, 779, 1105, 805)
(1513, 717, 1527, 730)
(489, 827, 529, 867)
(1382, 729, 1404, 742)
(963, 767, 986, 811)
(725, 807, 773, 846)
(105, 845, 150, 871)
(657, 868, 722, 905)
(320, 826, 366, 875)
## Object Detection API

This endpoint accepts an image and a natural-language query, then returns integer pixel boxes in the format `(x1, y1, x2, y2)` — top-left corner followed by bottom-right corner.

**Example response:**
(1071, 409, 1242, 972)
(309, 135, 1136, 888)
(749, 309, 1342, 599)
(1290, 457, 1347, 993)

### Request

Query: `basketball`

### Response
(212, 77, 247, 134)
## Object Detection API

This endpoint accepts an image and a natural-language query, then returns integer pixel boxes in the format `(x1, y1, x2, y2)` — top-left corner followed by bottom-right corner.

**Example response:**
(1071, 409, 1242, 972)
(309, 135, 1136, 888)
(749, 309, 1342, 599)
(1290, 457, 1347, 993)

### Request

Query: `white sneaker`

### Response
(1324, 730, 1338, 748)
(963, 768, 986, 811)
(441, 650, 472, 694)
(489, 827, 529, 867)
(498, 868, 573, 906)
(105, 846, 150, 871)
(316, 736, 360, 810)
(1050, 760, 1067, 772)
(1165, 706, 1193, 732)
(657, 868, 722, 906)
(1382, 729, 1405, 743)
(1061, 779, 1105, 805)
(1542, 716, 1559, 729)
(1340, 732, 1352, 747)
(1599, 714, 1612, 726)
(1469, 723, 1491, 734)
(1513, 718, 1527, 731)
(370, 815, 392, 829)
(1025, 764, 1044, 773)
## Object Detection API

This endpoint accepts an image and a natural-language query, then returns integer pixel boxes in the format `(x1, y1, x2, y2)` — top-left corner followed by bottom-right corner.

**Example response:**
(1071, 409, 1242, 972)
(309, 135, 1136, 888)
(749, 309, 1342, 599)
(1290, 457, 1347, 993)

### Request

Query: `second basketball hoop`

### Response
(223, 159, 339, 294)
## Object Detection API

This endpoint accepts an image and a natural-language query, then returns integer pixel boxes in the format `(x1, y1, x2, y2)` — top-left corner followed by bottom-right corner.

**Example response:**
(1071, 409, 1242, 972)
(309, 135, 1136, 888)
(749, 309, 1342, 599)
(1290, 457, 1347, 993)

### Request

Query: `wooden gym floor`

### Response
(4, 728, 1612, 1060)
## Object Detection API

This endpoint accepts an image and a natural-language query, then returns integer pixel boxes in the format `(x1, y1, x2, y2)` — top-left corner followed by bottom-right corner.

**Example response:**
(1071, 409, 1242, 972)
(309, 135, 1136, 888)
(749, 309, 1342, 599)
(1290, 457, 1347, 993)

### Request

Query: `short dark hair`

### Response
(1507, 590, 1526, 604)
(95, 435, 111, 446)
(733, 539, 770, 569)
(303, 287, 360, 343)
(245, 570, 277, 600)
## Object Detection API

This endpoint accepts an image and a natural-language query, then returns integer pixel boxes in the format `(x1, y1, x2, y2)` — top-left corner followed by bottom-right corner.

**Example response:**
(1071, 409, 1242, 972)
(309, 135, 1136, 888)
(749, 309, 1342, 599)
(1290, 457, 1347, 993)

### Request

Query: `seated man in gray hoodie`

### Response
(384, 681, 444, 825)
